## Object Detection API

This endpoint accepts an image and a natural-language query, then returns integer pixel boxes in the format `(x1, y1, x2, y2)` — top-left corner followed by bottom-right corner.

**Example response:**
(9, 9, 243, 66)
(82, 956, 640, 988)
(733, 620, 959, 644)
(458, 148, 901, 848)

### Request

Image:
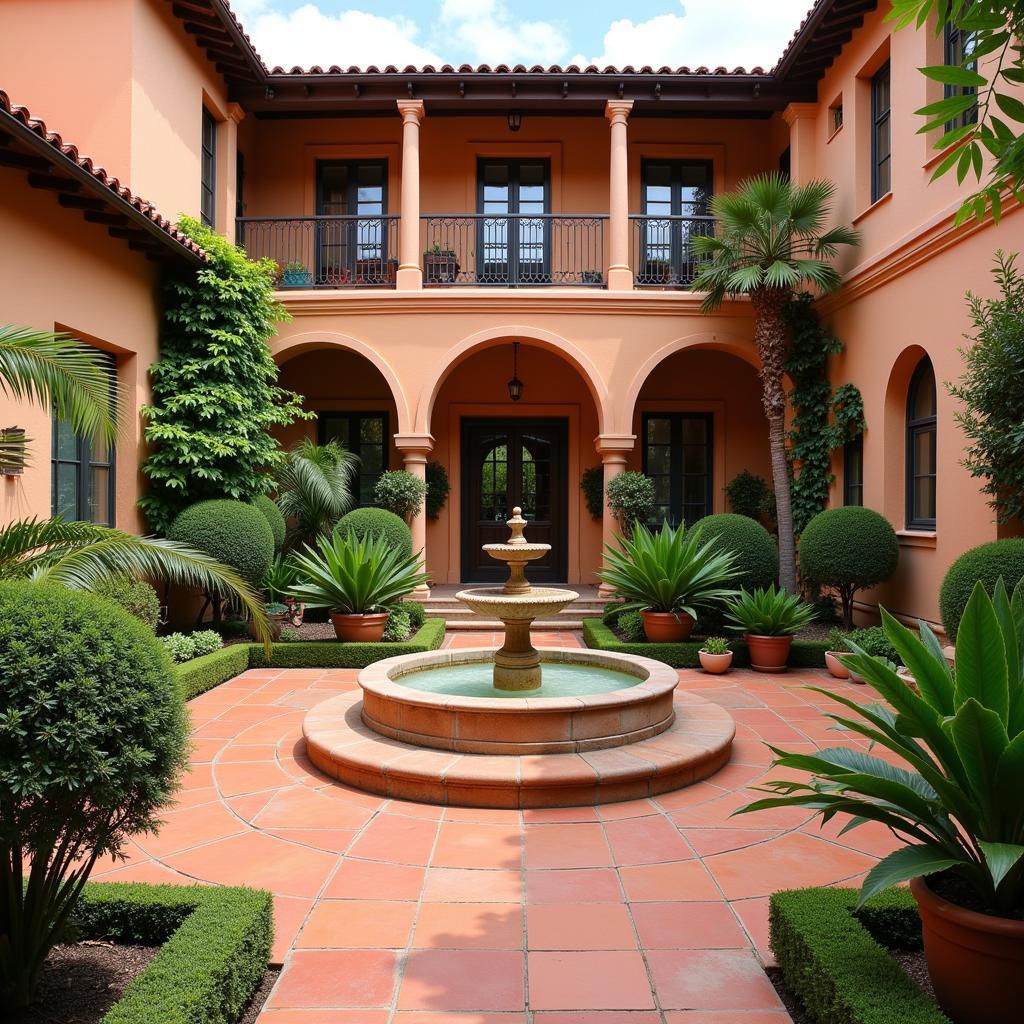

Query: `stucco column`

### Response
(595, 433, 636, 597)
(605, 100, 634, 291)
(221, 103, 245, 243)
(782, 102, 818, 184)
(395, 433, 433, 598)
(396, 100, 425, 291)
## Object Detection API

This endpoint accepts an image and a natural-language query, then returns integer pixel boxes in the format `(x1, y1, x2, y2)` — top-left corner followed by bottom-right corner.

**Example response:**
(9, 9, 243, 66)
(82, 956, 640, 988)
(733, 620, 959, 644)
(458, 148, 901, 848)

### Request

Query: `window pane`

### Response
(646, 418, 671, 444)
(910, 362, 936, 419)
(55, 462, 79, 520)
(89, 466, 112, 525)
(915, 475, 936, 521)
(360, 417, 384, 443)
(914, 429, 936, 475)
(646, 446, 671, 475)
(55, 419, 78, 461)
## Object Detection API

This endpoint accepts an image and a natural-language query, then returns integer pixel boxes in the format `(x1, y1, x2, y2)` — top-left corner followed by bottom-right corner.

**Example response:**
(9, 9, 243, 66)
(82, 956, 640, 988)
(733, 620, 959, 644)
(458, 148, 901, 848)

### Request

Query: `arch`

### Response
(905, 354, 937, 530)
(414, 325, 613, 434)
(269, 330, 412, 434)
(882, 343, 931, 529)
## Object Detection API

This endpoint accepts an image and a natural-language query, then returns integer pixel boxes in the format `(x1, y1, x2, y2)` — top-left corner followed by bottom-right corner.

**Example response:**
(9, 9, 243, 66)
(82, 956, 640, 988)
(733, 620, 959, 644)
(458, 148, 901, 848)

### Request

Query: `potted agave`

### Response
(289, 528, 429, 642)
(596, 521, 739, 643)
(724, 585, 815, 673)
(739, 579, 1024, 1024)
(698, 636, 733, 674)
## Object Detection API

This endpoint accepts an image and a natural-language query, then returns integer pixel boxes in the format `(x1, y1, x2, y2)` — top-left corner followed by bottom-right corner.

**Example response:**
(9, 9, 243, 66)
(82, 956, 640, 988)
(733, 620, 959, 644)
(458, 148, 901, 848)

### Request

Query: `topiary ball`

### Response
(939, 538, 1024, 641)
(168, 499, 275, 587)
(91, 575, 162, 632)
(799, 507, 899, 591)
(336, 507, 413, 559)
(698, 513, 778, 592)
(253, 494, 286, 553)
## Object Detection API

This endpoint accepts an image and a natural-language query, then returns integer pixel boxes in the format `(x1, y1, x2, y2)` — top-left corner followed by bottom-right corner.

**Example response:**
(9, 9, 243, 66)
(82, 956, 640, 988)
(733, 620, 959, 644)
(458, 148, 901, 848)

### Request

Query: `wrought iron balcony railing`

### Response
(421, 214, 607, 287)
(236, 215, 400, 288)
(629, 214, 716, 288)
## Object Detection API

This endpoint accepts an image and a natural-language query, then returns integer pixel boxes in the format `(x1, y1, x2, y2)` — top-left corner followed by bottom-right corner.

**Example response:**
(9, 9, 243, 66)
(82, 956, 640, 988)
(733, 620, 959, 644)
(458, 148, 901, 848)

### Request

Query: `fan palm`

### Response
(276, 438, 358, 549)
(692, 174, 860, 594)
(0, 517, 271, 644)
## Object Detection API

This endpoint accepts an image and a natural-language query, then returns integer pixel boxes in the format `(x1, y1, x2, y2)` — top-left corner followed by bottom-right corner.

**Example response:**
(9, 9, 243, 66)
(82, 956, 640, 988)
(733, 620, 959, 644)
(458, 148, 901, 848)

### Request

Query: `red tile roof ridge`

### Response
(265, 62, 770, 77)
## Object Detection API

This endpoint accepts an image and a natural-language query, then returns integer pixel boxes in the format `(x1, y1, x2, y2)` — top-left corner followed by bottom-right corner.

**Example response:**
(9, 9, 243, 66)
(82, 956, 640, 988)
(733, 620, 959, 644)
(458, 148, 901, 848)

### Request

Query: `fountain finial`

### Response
(506, 506, 528, 546)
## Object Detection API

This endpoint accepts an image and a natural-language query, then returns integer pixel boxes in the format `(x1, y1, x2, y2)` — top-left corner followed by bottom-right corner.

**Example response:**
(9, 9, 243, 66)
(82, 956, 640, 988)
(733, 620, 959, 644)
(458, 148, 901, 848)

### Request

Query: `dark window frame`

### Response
(843, 434, 864, 506)
(317, 410, 390, 507)
(315, 159, 390, 284)
(944, 22, 979, 131)
(201, 107, 217, 228)
(52, 355, 116, 526)
(906, 358, 937, 531)
(641, 411, 714, 527)
(640, 159, 714, 285)
(871, 62, 892, 203)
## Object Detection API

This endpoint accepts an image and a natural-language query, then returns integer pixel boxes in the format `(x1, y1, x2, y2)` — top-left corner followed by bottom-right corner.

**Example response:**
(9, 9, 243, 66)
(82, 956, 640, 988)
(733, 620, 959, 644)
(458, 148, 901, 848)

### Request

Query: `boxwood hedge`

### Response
(770, 886, 949, 1024)
(173, 645, 251, 700)
(70, 882, 273, 1024)
(583, 619, 828, 668)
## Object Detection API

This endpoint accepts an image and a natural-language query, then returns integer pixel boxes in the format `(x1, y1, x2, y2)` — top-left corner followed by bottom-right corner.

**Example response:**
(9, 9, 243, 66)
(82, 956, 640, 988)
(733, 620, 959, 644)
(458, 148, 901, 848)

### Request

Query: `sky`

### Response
(227, 0, 814, 72)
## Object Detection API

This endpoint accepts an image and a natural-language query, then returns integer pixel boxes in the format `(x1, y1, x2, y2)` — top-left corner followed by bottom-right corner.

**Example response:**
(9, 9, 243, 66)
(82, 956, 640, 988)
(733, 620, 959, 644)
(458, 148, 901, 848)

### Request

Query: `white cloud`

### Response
(437, 0, 567, 66)
(586, 0, 812, 70)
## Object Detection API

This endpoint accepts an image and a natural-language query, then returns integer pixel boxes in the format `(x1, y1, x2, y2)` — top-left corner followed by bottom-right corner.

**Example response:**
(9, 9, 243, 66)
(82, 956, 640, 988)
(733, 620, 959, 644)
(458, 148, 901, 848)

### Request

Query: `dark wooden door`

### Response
(461, 418, 567, 583)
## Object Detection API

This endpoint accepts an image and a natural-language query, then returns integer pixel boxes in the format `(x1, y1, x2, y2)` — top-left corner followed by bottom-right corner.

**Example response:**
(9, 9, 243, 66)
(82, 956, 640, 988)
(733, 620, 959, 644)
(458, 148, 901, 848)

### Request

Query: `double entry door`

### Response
(461, 418, 567, 583)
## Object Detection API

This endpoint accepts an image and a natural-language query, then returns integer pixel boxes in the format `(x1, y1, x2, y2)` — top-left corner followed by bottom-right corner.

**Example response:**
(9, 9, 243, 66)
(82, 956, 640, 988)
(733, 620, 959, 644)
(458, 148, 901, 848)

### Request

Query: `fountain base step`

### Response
(303, 690, 734, 808)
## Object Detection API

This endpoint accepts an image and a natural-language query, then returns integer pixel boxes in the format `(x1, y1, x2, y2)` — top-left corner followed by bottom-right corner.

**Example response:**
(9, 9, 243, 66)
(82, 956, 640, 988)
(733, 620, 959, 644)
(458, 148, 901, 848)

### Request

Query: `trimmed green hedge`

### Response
(770, 886, 949, 1024)
(583, 619, 828, 668)
(173, 645, 250, 700)
(70, 882, 272, 1024)
(246, 618, 445, 669)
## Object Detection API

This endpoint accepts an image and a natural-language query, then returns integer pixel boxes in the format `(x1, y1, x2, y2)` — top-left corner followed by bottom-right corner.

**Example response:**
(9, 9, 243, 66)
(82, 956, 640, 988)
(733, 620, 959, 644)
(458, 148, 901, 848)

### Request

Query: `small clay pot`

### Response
(698, 649, 733, 674)
(911, 875, 1024, 1024)
(641, 610, 694, 643)
(824, 651, 850, 679)
(330, 611, 388, 643)
(744, 634, 792, 673)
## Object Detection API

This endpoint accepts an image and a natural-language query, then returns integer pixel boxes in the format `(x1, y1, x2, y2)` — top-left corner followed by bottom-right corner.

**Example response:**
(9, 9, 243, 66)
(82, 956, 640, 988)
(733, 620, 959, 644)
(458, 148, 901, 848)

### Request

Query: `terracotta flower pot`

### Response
(744, 634, 792, 673)
(698, 649, 733, 674)
(642, 610, 694, 643)
(824, 651, 850, 679)
(911, 875, 1024, 1024)
(330, 611, 388, 643)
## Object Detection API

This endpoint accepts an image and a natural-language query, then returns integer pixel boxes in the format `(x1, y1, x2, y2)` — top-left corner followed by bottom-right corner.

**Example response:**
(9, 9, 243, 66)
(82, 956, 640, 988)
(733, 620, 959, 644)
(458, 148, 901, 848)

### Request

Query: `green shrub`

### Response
(253, 494, 285, 553)
(337, 507, 413, 559)
(602, 601, 625, 627)
(698, 513, 778, 592)
(168, 499, 275, 588)
(173, 645, 250, 700)
(384, 608, 413, 641)
(92, 575, 162, 632)
(939, 538, 1024, 640)
(617, 609, 646, 641)
(162, 632, 198, 663)
(425, 460, 450, 519)
(581, 465, 604, 519)
(724, 470, 771, 520)
(844, 625, 901, 665)
(702, 636, 731, 655)
(191, 629, 223, 657)
(71, 882, 273, 1024)
(401, 600, 426, 628)
(374, 469, 427, 520)
(799, 507, 899, 629)
(605, 471, 656, 533)
(0, 583, 188, 1008)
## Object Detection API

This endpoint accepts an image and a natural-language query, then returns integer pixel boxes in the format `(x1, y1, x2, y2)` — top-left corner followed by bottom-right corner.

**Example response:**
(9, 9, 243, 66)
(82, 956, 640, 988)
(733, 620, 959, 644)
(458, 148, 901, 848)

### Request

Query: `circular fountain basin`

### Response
(358, 647, 679, 754)
(455, 585, 578, 620)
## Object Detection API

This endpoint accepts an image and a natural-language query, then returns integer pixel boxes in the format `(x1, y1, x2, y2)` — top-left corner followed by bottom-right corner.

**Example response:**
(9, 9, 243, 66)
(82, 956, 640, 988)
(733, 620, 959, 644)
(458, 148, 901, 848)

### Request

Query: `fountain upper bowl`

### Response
(482, 542, 551, 563)
(455, 585, 579, 620)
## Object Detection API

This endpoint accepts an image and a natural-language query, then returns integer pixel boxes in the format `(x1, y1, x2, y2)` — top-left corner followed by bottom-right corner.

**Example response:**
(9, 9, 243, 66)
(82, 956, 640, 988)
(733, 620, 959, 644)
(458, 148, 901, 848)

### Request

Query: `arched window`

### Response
(906, 357, 937, 529)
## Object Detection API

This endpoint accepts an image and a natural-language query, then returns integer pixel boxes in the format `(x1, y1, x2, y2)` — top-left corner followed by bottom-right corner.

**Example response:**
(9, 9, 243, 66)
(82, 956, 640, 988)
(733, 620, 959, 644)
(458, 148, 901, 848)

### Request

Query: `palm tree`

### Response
(276, 438, 358, 549)
(692, 174, 859, 594)
(0, 517, 272, 643)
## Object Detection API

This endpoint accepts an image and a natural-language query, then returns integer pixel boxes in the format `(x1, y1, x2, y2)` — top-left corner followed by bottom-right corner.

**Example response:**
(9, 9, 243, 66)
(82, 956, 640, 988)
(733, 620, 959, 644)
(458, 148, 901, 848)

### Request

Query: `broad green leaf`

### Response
(858, 846, 964, 907)
(995, 92, 1024, 124)
(916, 93, 980, 118)
(881, 609, 954, 716)
(919, 64, 986, 87)
(993, 732, 1024, 835)
(954, 581, 1010, 721)
(978, 841, 1024, 891)
(945, 700, 1009, 827)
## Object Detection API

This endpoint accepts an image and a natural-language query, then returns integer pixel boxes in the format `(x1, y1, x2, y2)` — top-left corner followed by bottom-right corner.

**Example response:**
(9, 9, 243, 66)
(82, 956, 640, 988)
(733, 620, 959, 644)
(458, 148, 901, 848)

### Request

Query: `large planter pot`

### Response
(698, 650, 733, 674)
(824, 651, 850, 679)
(911, 875, 1024, 1024)
(744, 634, 792, 673)
(642, 610, 694, 643)
(330, 611, 388, 643)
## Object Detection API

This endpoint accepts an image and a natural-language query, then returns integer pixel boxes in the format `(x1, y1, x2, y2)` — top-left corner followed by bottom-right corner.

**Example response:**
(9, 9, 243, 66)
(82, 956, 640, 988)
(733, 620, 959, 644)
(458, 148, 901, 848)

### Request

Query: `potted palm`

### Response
(739, 579, 1024, 1024)
(698, 636, 733, 674)
(596, 521, 738, 643)
(724, 585, 815, 672)
(288, 528, 429, 642)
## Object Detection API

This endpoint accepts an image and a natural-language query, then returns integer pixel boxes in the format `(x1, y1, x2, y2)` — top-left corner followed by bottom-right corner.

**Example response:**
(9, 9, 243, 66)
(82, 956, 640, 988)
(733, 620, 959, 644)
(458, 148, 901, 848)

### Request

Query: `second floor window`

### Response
(201, 107, 217, 228)
(477, 159, 550, 285)
(318, 411, 389, 507)
(316, 161, 388, 285)
(642, 412, 713, 527)
(640, 160, 713, 286)
(844, 435, 864, 506)
(906, 357, 937, 530)
(871, 63, 891, 202)
(945, 23, 978, 130)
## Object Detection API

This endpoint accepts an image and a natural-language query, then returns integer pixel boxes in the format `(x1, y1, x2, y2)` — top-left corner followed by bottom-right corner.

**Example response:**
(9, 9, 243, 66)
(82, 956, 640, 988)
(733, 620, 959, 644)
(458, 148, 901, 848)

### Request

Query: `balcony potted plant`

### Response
(739, 579, 1024, 1024)
(424, 243, 460, 284)
(288, 527, 429, 642)
(724, 584, 815, 672)
(281, 260, 312, 287)
(824, 625, 851, 678)
(698, 636, 733, 674)
(596, 521, 739, 643)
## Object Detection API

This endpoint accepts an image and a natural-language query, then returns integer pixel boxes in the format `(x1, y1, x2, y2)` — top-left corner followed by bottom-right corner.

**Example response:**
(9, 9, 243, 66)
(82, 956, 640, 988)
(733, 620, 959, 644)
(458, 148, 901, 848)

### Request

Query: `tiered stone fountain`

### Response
(303, 508, 735, 807)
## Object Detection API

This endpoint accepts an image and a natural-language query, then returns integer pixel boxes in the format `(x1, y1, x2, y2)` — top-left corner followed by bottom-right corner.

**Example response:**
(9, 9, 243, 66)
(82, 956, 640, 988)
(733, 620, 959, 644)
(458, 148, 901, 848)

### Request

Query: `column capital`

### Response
(782, 102, 818, 127)
(605, 99, 634, 125)
(397, 99, 426, 124)
(595, 433, 636, 457)
(395, 433, 435, 456)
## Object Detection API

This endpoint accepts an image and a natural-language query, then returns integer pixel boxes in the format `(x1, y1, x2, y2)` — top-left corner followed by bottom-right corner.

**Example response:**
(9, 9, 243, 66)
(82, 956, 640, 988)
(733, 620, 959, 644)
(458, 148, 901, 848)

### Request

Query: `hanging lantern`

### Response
(507, 341, 524, 402)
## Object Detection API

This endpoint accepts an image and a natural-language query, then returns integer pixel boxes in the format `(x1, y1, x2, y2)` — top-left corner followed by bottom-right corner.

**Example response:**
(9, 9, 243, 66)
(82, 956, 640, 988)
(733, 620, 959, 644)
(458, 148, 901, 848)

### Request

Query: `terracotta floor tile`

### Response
(267, 950, 399, 1008)
(347, 813, 440, 865)
(619, 860, 721, 902)
(662, 1013, 791, 1023)
(528, 951, 655, 1010)
(257, 1012, 389, 1023)
(297, 899, 417, 948)
(265, 828, 358, 854)
(423, 868, 524, 903)
(526, 903, 636, 950)
(413, 902, 524, 949)
(272, 896, 313, 964)
(596, 798, 658, 820)
(398, 949, 525, 1010)
(134, 800, 247, 859)
(630, 901, 747, 949)
(533, 1015, 662, 1024)
(525, 868, 623, 904)
(730, 896, 774, 963)
(603, 815, 693, 865)
(324, 858, 425, 901)
(521, 806, 599, 824)
(215, 759, 297, 797)
(648, 949, 784, 1010)
(254, 787, 375, 831)
(524, 824, 612, 869)
(433, 821, 523, 870)
(393, 1015, 527, 1024)
(682, 828, 780, 858)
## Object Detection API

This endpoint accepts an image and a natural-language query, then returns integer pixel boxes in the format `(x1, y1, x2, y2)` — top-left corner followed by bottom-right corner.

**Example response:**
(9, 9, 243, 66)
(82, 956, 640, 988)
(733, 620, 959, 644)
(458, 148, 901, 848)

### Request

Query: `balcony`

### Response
(630, 215, 715, 288)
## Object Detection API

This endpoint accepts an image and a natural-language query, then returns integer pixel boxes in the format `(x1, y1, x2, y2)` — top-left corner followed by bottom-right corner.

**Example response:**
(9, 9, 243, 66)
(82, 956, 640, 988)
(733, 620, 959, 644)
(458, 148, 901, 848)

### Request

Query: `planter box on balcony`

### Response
(425, 251, 460, 284)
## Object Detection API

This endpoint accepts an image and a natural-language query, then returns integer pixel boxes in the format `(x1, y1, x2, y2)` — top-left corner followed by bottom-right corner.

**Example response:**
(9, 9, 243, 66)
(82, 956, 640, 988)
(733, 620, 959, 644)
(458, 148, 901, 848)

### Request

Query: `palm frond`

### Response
(276, 439, 358, 548)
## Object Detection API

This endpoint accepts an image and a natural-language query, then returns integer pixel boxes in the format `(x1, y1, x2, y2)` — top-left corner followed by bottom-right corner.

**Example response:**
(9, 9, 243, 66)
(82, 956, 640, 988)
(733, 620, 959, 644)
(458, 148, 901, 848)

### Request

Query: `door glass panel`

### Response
(479, 436, 509, 522)
(55, 419, 78, 461)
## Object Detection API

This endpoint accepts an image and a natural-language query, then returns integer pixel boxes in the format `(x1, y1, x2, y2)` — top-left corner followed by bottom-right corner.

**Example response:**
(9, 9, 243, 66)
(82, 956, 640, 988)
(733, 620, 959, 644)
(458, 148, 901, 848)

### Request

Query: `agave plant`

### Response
(289, 528, 429, 614)
(275, 439, 358, 549)
(739, 579, 1024, 916)
(263, 552, 299, 603)
(596, 521, 739, 618)
(724, 584, 816, 636)
(0, 517, 271, 644)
